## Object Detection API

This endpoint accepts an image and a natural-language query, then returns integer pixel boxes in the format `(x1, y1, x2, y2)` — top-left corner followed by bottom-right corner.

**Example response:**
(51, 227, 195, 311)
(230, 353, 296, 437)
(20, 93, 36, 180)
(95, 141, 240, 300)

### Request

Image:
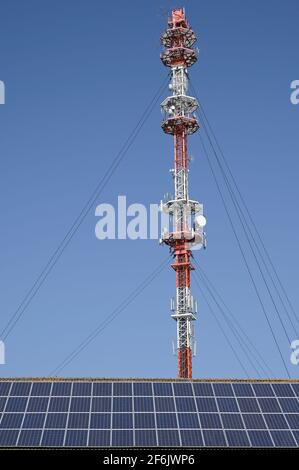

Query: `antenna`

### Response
(160, 8, 206, 379)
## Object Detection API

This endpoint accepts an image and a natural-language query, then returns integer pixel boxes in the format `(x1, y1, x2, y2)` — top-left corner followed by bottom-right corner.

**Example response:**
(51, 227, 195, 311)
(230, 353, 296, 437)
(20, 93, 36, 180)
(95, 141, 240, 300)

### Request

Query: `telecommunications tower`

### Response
(160, 8, 206, 379)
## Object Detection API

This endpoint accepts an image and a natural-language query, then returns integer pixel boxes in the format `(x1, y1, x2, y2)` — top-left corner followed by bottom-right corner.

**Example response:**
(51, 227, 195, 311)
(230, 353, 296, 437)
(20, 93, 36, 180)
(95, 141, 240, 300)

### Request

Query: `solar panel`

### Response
(135, 430, 157, 446)
(0, 379, 298, 447)
(27, 397, 49, 412)
(49, 397, 70, 412)
(93, 382, 112, 396)
(175, 397, 197, 412)
(133, 383, 152, 396)
(113, 397, 132, 412)
(156, 413, 177, 429)
(177, 413, 200, 429)
(23, 413, 46, 429)
(89, 430, 110, 446)
(112, 429, 133, 446)
(157, 429, 180, 446)
(221, 413, 244, 430)
(90, 413, 110, 429)
(18, 429, 42, 446)
(134, 413, 155, 429)
(72, 382, 92, 396)
(92, 397, 111, 412)
(65, 429, 87, 446)
(68, 413, 89, 429)
(181, 429, 203, 446)
(226, 430, 250, 447)
(51, 382, 71, 396)
(196, 397, 218, 412)
(0, 382, 11, 396)
(134, 396, 154, 412)
(41, 429, 65, 446)
(213, 383, 234, 397)
(217, 397, 239, 412)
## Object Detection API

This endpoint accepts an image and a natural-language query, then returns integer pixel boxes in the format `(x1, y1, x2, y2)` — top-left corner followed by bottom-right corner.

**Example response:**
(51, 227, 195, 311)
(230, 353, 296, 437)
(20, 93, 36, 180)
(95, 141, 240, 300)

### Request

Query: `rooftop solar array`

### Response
(0, 379, 298, 447)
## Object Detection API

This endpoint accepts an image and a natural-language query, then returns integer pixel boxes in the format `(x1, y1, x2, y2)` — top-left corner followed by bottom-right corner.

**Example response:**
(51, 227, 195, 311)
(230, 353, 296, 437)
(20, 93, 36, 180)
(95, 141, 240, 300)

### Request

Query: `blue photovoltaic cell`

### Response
(237, 398, 260, 413)
(193, 383, 213, 397)
(135, 430, 157, 446)
(272, 383, 295, 397)
(250, 431, 274, 447)
(278, 398, 299, 413)
(113, 383, 132, 396)
(0, 430, 18, 446)
(68, 413, 89, 429)
(242, 414, 266, 430)
(113, 397, 132, 412)
(0, 413, 23, 429)
(92, 397, 111, 412)
(153, 383, 173, 396)
(5, 397, 28, 412)
(292, 384, 299, 397)
(134, 413, 156, 429)
(10, 382, 31, 396)
(271, 431, 296, 447)
(134, 397, 154, 412)
(293, 431, 299, 445)
(221, 413, 244, 430)
(51, 382, 72, 396)
(23, 413, 46, 429)
(196, 397, 218, 412)
(48, 397, 70, 412)
(155, 397, 175, 412)
(27, 397, 49, 412)
(93, 382, 112, 396)
(217, 397, 239, 413)
(173, 382, 193, 396)
(112, 413, 133, 429)
(285, 414, 299, 430)
(199, 413, 222, 429)
(203, 430, 226, 447)
(175, 397, 196, 412)
(0, 398, 7, 412)
(233, 383, 254, 397)
(133, 383, 153, 396)
(213, 383, 234, 397)
(112, 430, 133, 446)
(90, 413, 111, 429)
(156, 413, 177, 429)
(65, 430, 88, 446)
(89, 430, 110, 446)
(70, 397, 90, 412)
(45, 413, 67, 429)
(72, 382, 92, 396)
(264, 413, 289, 429)
(177, 413, 200, 429)
(18, 430, 42, 446)
(0, 383, 11, 396)
(226, 430, 250, 447)
(31, 382, 52, 396)
(252, 383, 275, 397)
(181, 430, 203, 446)
(258, 398, 281, 413)
(158, 430, 180, 446)
(41, 429, 65, 446)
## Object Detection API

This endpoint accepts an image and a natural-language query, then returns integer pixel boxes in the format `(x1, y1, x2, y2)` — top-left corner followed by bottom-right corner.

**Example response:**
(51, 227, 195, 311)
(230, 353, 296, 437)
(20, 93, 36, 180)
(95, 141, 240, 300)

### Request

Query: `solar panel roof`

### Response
(0, 378, 298, 447)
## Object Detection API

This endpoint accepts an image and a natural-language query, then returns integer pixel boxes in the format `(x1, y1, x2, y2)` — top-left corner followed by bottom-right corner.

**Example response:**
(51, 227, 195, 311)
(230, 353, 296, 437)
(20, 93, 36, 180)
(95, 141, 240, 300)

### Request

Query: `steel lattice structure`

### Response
(160, 9, 206, 379)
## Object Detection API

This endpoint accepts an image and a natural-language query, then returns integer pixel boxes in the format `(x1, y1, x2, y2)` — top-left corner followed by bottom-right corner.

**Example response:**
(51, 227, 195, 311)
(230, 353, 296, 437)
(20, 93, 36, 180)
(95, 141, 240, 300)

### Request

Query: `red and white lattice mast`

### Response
(160, 8, 206, 379)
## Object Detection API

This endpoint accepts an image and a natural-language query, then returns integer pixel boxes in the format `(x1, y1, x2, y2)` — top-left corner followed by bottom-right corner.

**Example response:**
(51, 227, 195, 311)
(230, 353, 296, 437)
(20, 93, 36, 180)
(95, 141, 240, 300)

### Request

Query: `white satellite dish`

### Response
(195, 215, 207, 227)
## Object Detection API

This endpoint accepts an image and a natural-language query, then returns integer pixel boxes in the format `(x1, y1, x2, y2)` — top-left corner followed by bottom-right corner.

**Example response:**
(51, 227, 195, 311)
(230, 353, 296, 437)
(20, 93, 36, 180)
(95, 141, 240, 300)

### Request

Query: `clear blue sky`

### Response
(0, 0, 298, 379)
